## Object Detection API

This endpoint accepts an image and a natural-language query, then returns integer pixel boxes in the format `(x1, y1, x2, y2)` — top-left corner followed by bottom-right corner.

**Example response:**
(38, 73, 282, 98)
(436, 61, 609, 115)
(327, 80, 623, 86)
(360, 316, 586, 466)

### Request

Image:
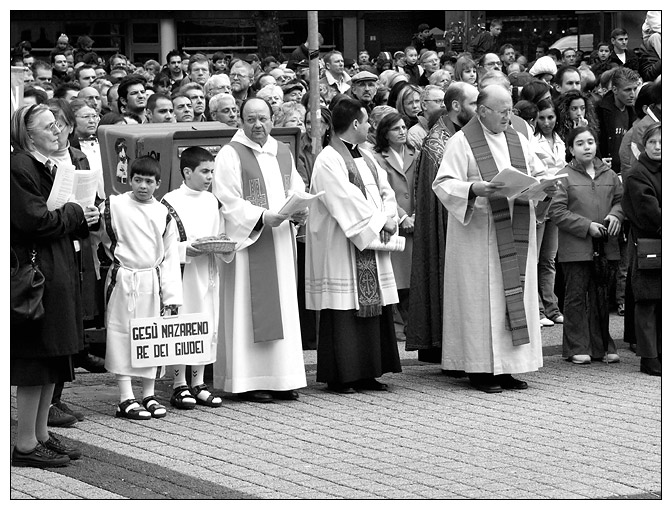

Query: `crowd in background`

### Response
(10, 12, 661, 469)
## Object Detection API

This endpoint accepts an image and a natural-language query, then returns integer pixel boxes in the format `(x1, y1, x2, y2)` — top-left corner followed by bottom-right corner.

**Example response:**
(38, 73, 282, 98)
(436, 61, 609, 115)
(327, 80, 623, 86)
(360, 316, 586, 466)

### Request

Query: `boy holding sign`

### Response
(99, 156, 183, 420)
(162, 146, 229, 409)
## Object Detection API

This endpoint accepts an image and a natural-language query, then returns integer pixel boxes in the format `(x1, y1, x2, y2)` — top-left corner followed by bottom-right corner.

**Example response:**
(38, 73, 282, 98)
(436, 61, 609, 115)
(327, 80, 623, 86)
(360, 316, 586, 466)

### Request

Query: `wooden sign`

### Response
(129, 313, 211, 368)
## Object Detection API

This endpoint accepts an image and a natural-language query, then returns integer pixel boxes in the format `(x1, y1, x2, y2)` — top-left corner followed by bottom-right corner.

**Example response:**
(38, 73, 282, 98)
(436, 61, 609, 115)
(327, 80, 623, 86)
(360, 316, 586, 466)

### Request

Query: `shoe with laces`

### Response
(11, 443, 70, 468)
(54, 401, 84, 421)
(39, 432, 82, 460)
(48, 404, 78, 428)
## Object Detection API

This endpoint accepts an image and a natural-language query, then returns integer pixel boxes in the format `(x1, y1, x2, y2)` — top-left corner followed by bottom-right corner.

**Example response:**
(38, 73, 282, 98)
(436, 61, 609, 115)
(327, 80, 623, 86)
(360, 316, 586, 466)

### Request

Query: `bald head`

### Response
(478, 70, 510, 91)
(477, 85, 513, 134)
(78, 86, 102, 113)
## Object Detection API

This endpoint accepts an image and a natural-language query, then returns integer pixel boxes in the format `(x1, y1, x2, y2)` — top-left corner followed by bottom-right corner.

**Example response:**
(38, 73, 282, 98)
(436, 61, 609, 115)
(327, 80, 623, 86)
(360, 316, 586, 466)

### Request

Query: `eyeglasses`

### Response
(482, 105, 513, 117)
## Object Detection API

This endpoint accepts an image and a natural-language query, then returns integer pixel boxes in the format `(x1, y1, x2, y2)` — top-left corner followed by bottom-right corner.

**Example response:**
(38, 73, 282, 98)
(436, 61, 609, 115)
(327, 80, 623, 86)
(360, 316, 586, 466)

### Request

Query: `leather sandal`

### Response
(191, 384, 223, 408)
(170, 385, 197, 410)
(141, 396, 167, 418)
(115, 398, 151, 420)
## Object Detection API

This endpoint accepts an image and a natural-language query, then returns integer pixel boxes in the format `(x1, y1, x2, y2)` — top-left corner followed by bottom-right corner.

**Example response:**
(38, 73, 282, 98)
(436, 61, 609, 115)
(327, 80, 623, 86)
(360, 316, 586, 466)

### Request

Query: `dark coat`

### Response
(596, 90, 636, 173)
(621, 153, 661, 301)
(607, 48, 639, 72)
(549, 158, 624, 263)
(10, 151, 89, 358)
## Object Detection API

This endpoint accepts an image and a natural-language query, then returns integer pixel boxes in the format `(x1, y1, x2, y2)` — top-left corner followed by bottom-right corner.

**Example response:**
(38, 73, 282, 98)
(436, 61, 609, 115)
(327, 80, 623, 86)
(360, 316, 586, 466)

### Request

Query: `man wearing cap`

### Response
(349, 71, 378, 113)
(282, 81, 306, 103)
(320, 51, 351, 97)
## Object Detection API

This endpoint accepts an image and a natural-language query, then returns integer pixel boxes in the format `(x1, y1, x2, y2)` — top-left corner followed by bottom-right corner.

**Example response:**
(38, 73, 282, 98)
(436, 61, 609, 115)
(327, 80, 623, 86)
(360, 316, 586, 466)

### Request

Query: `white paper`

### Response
(278, 190, 325, 216)
(46, 164, 99, 211)
(489, 167, 567, 200)
(46, 162, 76, 211)
(72, 169, 100, 207)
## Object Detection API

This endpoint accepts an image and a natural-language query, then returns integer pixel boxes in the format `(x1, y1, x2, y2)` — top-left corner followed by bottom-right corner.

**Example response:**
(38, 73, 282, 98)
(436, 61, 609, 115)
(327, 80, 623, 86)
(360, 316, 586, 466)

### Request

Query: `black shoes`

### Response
(326, 383, 356, 394)
(47, 404, 78, 428)
(640, 357, 662, 377)
(468, 374, 503, 393)
(39, 432, 82, 460)
(238, 390, 274, 403)
(352, 378, 388, 391)
(11, 443, 70, 468)
(496, 374, 529, 390)
(469, 373, 529, 392)
(270, 390, 300, 400)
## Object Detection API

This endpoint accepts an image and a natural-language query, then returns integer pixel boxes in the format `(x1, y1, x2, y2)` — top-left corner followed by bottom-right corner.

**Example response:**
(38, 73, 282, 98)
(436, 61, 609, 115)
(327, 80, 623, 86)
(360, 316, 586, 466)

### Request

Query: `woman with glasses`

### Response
(407, 85, 445, 150)
(69, 98, 104, 185)
(373, 111, 419, 335)
(10, 104, 100, 468)
(418, 51, 440, 87)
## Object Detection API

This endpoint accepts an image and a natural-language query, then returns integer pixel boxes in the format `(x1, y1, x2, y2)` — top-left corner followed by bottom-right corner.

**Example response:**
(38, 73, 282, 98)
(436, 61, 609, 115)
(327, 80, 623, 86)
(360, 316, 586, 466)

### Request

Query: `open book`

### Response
(489, 167, 567, 201)
(278, 190, 325, 216)
(46, 164, 100, 211)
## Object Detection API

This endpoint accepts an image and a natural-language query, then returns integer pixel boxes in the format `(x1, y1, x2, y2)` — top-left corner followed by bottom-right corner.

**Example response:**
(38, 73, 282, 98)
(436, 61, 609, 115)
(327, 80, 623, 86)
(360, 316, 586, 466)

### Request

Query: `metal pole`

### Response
(307, 11, 321, 156)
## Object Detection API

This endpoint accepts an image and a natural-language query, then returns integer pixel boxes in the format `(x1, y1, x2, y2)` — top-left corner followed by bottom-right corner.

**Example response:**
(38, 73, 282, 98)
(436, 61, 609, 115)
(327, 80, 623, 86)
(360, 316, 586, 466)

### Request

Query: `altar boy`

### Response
(162, 146, 230, 409)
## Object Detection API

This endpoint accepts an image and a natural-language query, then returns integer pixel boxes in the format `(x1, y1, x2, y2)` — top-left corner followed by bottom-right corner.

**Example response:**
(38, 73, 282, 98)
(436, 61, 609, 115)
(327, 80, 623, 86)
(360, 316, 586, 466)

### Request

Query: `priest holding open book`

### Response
(211, 97, 307, 403)
(432, 85, 558, 393)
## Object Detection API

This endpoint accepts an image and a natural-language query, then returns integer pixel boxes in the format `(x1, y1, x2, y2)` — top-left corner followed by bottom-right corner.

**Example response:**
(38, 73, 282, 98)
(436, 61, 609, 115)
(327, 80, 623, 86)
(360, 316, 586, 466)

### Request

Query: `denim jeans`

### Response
(536, 220, 561, 319)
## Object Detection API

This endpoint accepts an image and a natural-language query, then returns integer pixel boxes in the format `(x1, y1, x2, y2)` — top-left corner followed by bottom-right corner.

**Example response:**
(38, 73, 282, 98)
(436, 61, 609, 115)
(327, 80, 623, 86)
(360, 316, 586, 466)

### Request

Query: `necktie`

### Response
(46, 160, 57, 177)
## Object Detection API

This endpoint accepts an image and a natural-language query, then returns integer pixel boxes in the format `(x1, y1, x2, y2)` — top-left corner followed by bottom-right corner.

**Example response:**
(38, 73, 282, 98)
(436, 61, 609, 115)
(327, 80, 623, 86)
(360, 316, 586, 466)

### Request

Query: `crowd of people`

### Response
(10, 13, 661, 469)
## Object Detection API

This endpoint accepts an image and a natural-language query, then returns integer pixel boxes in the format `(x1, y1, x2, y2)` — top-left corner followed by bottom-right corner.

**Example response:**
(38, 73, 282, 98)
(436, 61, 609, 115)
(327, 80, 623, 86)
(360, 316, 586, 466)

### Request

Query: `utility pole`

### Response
(307, 11, 321, 155)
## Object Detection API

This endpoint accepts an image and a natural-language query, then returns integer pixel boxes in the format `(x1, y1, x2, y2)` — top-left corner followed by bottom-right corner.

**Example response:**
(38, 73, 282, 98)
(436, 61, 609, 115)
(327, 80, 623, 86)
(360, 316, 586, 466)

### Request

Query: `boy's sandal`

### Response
(141, 396, 167, 418)
(115, 398, 151, 420)
(170, 385, 197, 410)
(191, 384, 223, 408)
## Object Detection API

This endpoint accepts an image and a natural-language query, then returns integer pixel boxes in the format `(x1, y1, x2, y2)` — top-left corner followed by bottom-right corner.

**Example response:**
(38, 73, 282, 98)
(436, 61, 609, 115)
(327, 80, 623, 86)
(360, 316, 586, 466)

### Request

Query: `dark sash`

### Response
(160, 197, 187, 275)
(229, 141, 292, 342)
(462, 117, 531, 346)
(329, 137, 383, 318)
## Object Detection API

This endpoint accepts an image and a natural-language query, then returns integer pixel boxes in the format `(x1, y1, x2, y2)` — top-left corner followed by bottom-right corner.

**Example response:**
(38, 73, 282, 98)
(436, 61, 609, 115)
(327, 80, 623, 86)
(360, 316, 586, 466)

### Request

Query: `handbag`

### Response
(10, 247, 45, 323)
(636, 238, 662, 270)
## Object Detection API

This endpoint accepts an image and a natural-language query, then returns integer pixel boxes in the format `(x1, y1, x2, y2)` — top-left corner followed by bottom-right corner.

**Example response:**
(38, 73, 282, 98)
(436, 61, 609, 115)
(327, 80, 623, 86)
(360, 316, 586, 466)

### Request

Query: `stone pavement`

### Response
(9, 315, 662, 500)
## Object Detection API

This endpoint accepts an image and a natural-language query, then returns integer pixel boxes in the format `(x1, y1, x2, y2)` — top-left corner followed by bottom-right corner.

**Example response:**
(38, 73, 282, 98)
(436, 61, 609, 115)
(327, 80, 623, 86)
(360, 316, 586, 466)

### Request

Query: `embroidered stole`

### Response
(329, 137, 383, 318)
(461, 117, 531, 346)
(229, 141, 292, 342)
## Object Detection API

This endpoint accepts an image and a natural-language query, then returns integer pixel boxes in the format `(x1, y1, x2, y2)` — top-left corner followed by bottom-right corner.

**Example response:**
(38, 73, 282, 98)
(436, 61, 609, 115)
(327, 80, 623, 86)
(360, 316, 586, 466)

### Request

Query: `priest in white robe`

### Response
(306, 97, 402, 394)
(211, 97, 307, 403)
(432, 85, 555, 393)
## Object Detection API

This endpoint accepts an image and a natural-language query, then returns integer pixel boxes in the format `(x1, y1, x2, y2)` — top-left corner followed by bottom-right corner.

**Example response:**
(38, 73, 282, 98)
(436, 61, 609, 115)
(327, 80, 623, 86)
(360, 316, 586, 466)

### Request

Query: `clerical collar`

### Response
(340, 139, 361, 158)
